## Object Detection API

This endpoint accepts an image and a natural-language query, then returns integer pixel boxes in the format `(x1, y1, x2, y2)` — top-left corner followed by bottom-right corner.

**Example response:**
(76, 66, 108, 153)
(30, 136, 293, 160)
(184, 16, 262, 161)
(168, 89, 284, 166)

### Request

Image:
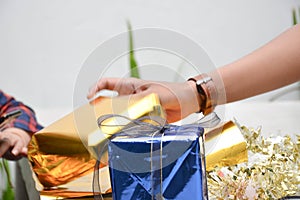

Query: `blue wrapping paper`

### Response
(108, 124, 207, 200)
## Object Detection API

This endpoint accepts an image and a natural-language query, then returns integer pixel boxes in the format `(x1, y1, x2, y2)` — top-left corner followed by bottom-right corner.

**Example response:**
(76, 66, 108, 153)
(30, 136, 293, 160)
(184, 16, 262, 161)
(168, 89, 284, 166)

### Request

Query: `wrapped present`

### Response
(28, 93, 164, 198)
(106, 123, 207, 200)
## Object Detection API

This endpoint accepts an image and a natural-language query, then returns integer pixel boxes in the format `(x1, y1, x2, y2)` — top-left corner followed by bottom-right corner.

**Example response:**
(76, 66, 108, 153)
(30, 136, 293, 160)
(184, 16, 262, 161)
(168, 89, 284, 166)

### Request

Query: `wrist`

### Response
(187, 74, 218, 115)
(186, 80, 202, 113)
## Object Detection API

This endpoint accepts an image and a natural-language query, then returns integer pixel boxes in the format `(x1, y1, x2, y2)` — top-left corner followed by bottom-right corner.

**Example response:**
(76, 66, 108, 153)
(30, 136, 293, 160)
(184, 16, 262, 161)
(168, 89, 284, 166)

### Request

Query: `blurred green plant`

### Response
(292, 6, 299, 25)
(0, 159, 14, 200)
(127, 21, 140, 78)
(126, 21, 186, 83)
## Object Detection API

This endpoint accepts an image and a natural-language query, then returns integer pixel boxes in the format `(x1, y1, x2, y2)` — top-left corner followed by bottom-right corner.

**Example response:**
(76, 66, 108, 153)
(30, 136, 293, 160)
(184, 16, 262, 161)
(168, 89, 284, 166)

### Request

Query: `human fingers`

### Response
(20, 146, 28, 155)
(0, 133, 22, 156)
(10, 137, 24, 156)
(0, 128, 30, 160)
(2, 137, 25, 160)
(114, 78, 147, 95)
(87, 78, 121, 99)
(87, 77, 143, 99)
(0, 138, 10, 158)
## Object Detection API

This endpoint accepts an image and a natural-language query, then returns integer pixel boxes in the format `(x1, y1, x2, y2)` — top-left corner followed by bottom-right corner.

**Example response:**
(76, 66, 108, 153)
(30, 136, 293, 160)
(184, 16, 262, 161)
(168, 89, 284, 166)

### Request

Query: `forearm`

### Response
(211, 24, 300, 104)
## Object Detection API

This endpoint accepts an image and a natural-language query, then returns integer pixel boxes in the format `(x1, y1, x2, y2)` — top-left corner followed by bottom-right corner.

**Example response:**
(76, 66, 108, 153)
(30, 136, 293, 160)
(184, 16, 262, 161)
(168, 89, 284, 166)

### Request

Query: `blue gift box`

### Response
(108, 124, 207, 200)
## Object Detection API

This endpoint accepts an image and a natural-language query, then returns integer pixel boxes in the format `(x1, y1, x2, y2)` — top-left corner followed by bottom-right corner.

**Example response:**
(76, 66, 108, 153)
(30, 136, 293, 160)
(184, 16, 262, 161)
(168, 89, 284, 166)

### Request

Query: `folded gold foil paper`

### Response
(28, 136, 98, 187)
(39, 166, 112, 199)
(204, 121, 248, 171)
(28, 93, 165, 198)
(33, 94, 163, 156)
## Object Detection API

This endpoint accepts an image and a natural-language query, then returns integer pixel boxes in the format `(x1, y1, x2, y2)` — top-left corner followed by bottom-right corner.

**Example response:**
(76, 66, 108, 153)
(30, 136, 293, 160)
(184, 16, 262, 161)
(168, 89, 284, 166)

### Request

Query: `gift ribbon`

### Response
(93, 114, 166, 200)
(92, 113, 219, 200)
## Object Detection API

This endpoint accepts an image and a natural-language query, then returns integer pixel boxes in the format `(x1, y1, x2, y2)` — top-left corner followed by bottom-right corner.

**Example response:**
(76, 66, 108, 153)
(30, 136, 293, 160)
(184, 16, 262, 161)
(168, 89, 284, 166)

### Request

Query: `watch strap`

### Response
(188, 74, 217, 115)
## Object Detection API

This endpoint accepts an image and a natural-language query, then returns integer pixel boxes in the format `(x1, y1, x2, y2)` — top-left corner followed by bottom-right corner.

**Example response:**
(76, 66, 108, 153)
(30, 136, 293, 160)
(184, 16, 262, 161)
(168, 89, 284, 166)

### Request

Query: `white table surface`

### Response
(224, 101, 300, 138)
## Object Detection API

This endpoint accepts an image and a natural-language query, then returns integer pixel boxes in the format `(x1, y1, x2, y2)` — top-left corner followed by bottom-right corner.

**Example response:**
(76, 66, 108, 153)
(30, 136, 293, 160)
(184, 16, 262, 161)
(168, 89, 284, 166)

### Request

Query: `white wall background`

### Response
(0, 0, 300, 126)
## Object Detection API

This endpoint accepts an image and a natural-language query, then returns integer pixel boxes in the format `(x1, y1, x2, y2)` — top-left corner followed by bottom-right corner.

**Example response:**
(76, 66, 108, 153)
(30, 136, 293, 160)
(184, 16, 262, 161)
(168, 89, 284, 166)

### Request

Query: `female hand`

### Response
(87, 77, 200, 123)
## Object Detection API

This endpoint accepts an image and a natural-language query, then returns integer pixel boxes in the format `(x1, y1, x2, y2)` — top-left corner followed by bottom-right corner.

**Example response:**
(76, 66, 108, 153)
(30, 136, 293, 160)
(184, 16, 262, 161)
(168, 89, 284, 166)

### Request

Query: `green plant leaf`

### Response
(298, 6, 300, 22)
(127, 20, 140, 78)
(2, 185, 14, 200)
(292, 7, 298, 25)
(1, 159, 15, 200)
(2, 159, 13, 188)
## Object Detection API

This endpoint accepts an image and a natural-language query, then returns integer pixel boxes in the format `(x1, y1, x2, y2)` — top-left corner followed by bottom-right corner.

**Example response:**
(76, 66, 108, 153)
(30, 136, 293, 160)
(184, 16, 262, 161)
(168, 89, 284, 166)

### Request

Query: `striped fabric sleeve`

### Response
(0, 90, 43, 134)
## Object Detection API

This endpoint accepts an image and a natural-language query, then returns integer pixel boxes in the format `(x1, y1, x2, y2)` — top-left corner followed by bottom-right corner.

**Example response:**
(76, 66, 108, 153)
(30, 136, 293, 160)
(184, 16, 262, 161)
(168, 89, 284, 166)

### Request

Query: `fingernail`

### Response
(22, 147, 28, 154)
(12, 149, 19, 155)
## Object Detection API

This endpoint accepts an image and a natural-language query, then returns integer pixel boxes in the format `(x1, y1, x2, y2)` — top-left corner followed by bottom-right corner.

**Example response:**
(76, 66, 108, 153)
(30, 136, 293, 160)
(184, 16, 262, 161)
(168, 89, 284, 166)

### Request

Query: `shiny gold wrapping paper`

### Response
(204, 121, 248, 171)
(27, 92, 248, 198)
(38, 166, 112, 198)
(27, 94, 164, 198)
(28, 136, 98, 188)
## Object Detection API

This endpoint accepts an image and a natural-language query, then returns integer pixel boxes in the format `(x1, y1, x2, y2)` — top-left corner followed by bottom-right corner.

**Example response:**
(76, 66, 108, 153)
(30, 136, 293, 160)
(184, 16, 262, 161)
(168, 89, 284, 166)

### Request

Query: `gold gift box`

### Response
(28, 93, 165, 197)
